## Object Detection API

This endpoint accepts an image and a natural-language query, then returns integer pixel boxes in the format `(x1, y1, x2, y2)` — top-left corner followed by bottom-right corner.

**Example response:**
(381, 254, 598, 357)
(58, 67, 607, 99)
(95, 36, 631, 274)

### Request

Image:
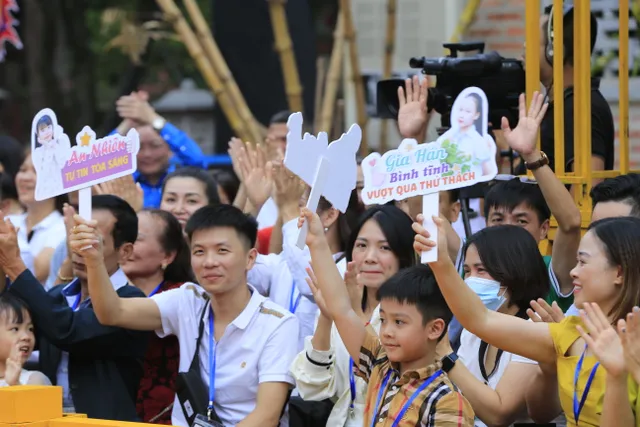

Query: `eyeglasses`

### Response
(493, 174, 538, 184)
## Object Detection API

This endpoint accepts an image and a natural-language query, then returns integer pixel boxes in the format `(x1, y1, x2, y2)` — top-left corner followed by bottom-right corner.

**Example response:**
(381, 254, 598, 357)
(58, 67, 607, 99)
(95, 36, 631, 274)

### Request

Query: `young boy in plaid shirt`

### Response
(301, 208, 473, 426)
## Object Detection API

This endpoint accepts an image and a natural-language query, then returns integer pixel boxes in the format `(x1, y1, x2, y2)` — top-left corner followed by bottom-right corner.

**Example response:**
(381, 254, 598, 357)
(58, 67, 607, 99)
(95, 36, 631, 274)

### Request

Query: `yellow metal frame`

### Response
(524, 0, 631, 253)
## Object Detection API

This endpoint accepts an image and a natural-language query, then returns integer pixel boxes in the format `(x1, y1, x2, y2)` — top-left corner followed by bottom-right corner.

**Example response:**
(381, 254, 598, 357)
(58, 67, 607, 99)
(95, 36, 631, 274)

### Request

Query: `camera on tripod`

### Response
(376, 41, 525, 130)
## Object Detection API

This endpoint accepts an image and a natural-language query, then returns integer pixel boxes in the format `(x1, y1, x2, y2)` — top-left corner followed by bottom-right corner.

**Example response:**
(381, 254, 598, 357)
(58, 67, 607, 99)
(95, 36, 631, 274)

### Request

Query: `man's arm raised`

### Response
(70, 215, 162, 331)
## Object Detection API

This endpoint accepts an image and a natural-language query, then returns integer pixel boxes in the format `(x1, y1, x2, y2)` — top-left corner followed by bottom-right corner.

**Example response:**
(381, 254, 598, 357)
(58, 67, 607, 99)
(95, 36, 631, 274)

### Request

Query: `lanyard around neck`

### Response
(148, 281, 165, 298)
(573, 345, 600, 425)
(370, 369, 442, 427)
(207, 309, 218, 421)
(71, 294, 81, 311)
(348, 358, 356, 414)
(289, 279, 301, 314)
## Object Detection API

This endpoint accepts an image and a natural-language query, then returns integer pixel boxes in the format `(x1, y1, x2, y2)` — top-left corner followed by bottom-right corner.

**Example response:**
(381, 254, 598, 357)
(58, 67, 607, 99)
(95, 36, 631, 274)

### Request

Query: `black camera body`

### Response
(377, 41, 525, 129)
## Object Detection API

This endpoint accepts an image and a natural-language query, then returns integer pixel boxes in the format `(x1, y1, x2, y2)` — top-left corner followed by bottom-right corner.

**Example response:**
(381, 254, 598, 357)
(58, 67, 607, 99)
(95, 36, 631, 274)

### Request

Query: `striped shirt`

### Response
(356, 331, 474, 427)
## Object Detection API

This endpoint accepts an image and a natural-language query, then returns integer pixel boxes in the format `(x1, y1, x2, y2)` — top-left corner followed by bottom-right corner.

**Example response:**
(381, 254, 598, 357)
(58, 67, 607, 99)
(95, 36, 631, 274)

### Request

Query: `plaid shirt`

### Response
(356, 330, 474, 427)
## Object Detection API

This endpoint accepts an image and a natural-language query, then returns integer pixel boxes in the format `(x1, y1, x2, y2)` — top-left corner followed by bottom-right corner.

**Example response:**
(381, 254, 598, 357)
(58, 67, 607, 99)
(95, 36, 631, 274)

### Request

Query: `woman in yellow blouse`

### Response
(412, 92, 640, 427)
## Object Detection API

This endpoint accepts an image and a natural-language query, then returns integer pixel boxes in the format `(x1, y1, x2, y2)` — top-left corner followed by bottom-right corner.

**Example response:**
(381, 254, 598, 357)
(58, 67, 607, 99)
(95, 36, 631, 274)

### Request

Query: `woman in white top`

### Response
(435, 225, 565, 427)
(290, 204, 416, 427)
(0, 293, 50, 387)
(8, 153, 66, 283)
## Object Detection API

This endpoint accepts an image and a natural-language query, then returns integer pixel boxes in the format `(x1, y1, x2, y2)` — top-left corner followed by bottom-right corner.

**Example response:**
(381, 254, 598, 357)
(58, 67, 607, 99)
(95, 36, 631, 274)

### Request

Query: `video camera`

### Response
(376, 41, 525, 130)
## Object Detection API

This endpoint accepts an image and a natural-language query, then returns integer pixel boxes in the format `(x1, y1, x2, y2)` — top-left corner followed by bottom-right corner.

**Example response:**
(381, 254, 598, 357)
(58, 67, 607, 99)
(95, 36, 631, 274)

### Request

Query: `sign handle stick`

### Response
(297, 156, 331, 249)
(78, 187, 93, 251)
(420, 192, 439, 264)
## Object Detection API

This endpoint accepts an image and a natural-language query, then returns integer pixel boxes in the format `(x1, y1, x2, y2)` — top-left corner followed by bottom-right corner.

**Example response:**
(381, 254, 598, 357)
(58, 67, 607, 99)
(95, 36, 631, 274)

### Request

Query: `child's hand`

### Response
(69, 215, 103, 265)
(305, 267, 330, 318)
(412, 214, 449, 265)
(344, 261, 364, 315)
(5, 343, 23, 386)
(298, 207, 327, 249)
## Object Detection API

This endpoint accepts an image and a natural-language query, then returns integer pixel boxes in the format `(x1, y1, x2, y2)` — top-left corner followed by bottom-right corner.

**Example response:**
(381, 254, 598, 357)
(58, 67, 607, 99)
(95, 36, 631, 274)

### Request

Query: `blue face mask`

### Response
(464, 276, 506, 311)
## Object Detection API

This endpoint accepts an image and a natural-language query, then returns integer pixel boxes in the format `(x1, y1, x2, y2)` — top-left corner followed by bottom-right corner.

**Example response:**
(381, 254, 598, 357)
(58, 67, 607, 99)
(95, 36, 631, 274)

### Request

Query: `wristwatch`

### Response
(441, 353, 458, 373)
(524, 151, 549, 171)
(152, 116, 167, 132)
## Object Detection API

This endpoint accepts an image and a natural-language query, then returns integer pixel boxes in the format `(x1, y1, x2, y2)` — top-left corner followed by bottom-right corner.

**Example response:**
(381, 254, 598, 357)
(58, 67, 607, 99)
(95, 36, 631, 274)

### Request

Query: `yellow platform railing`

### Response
(525, 0, 631, 252)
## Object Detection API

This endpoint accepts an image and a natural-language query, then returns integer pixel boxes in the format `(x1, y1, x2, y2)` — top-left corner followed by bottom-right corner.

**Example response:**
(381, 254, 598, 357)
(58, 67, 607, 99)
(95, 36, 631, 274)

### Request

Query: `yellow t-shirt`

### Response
(549, 316, 640, 426)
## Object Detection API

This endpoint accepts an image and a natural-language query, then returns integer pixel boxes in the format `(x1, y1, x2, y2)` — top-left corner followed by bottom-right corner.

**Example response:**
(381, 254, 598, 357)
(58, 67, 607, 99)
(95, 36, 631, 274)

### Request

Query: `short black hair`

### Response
(0, 136, 25, 179)
(590, 173, 640, 218)
(269, 110, 292, 125)
(0, 172, 18, 201)
(163, 166, 221, 206)
(446, 189, 460, 203)
(185, 204, 258, 249)
(92, 194, 138, 249)
(484, 178, 551, 224)
(377, 265, 452, 334)
(210, 168, 240, 203)
(0, 292, 31, 324)
(542, 4, 598, 65)
(464, 225, 550, 311)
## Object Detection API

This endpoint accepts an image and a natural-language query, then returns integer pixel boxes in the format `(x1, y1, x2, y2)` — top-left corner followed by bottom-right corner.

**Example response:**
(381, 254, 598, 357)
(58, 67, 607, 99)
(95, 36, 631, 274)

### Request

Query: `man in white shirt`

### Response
(71, 203, 299, 427)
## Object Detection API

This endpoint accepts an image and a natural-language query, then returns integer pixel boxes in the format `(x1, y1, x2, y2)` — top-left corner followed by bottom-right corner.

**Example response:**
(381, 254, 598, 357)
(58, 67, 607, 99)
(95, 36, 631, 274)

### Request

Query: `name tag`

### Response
(192, 414, 224, 427)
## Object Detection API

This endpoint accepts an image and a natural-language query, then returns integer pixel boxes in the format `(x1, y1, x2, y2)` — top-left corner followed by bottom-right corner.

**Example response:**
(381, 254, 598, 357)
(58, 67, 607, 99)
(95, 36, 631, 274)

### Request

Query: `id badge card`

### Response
(192, 414, 224, 427)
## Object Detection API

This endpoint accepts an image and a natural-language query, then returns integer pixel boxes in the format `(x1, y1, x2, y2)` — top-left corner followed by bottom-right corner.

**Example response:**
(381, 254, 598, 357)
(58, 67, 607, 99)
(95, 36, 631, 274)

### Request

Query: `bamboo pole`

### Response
(379, 0, 397, 152)
(267, 0, 304, 114)
(313, 56, 328, 133)
(182, 0, 266, 144)
(319, 13, 345, 135)
(340, 0, 368, 156)
(333, 99, 345, 141)
(155, 0, 252, 142)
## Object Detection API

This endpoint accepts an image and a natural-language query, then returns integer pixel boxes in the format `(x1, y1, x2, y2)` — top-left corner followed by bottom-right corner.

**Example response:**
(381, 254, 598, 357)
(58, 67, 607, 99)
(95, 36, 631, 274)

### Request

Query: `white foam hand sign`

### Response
(283, 112, 362, 248)
(284, 112, 361, 213)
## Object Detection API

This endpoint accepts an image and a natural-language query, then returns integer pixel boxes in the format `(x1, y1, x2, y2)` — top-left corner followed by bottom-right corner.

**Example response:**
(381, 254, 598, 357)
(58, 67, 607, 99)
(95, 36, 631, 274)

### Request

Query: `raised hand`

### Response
(4, 343, 23, 386)
(273, 164, 306, 211)
(298, 207, 327, 249)
(0, 217, 21, 270)
(577, 303, 625, 377)
(344, 261, 364, 315)
(501, 91, 548, 157)
(620, 307, 640, 383)
(412, 214, 447, 265)
(228, 137, 246, 182)
(239, 143, 274, 210)
(397, 76, 430, 139)
(94, 175, 143, 213)
(116, 92, 159, 126)
(69, 215, 103, 265)
(305, 267, 330, 318)
(527, 298, 565, 323)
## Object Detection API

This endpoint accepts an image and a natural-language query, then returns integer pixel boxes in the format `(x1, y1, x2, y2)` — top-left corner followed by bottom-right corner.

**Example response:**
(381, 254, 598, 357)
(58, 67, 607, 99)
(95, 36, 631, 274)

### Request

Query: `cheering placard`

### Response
(284, 112, 361, 248)
(31, 108, 140, 219)
(362, 87, 498, 261)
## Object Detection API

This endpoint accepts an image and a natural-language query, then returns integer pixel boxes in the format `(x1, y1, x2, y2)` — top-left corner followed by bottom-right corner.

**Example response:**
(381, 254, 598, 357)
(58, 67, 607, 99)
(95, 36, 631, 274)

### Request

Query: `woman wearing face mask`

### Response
(289, 205, 416, 427)
(416, 215, 640, 427)
(435, 225, 566, 427)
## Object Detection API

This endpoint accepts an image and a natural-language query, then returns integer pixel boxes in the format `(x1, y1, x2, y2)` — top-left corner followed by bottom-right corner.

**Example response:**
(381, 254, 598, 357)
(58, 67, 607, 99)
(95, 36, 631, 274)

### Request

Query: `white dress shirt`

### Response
(152, 283, 299, 427)
(290, 305, 382, 427)
(249, 219, 347, 351)
(8, 211, 66, 277)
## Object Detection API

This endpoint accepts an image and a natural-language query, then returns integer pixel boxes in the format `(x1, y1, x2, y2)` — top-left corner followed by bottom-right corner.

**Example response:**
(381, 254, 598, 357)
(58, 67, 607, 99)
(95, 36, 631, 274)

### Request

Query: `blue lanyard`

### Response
(148, 281, 164, 298)
(371, 369, 442, 427)
(288, 279, 301, 314)
(348, 358, 356, 414)
(573, 345, 599, 425)
(207, 308, 217, 421)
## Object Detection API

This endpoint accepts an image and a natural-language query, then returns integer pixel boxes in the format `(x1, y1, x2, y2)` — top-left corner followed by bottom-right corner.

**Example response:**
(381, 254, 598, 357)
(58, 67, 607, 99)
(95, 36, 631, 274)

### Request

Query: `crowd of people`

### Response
(0, 5, 635, 427)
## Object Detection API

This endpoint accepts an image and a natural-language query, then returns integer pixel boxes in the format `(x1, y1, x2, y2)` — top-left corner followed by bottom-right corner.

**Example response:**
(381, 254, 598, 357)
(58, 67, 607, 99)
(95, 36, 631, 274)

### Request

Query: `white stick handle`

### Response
(420, 192, 439, 264)
(297, 156, 331, 249)
(78, 187, 93, 250)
